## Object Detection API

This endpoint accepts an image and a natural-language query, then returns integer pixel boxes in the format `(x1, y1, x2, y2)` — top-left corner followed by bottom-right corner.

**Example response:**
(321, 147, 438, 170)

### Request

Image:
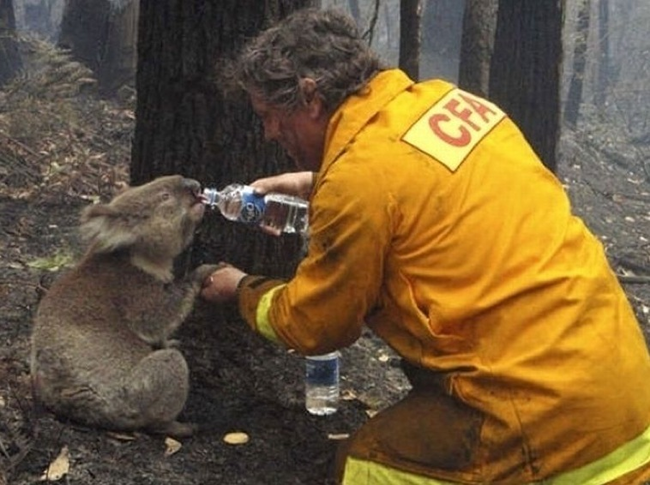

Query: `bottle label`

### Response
(239, 189, 266, 224)
(305, 356, 339, 387)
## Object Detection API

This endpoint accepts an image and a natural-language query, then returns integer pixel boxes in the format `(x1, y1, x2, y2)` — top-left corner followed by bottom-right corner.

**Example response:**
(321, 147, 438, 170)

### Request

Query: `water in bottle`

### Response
(262, 193, 309, 235)
(305, 351, 340, 416)
(202, 184, 309, 235)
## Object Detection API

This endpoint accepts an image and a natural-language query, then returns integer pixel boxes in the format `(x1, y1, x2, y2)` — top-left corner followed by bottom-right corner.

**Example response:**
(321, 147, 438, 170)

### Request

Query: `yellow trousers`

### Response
(336, 386, 650, 485)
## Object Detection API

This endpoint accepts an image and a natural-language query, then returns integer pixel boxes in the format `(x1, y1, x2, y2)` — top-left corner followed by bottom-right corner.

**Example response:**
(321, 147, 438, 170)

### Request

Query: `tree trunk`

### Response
(420, 0, 465, 82)
(348, 0, 360, 24)
(564, 0, 590, 128)
(0, 0, 22, 86)
(489, 0, 563, 173)
(58, 0, 110, 76)
(132, 0, 314, 277)
(398, 0, 421, 80)
(594, 0, 609, 108)
(98, 0, 138, 95)
(457, 0, 497, 97)
(58, 0, 137, 96)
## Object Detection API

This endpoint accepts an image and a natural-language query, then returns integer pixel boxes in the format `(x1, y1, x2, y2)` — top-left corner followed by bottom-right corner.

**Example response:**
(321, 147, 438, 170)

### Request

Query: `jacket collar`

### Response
(320, 69, 414, 174)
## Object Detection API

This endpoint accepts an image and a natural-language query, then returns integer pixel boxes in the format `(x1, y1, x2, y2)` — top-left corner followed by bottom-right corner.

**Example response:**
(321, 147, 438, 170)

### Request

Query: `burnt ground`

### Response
(3, 72, 650, 484)
(0, 157, 410, 485)
(1, 184, 411, 485)
(0, 67, 412, 483)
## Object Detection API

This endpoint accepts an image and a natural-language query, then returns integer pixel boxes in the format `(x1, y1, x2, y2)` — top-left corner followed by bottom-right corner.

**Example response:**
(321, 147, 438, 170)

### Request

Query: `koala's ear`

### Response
(80, 203, 138, 253)
(80, 203, 116, 222)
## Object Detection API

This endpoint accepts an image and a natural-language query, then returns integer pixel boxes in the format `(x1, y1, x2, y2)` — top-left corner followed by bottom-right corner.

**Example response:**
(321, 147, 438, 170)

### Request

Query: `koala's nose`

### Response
(183, 178, 201, 195)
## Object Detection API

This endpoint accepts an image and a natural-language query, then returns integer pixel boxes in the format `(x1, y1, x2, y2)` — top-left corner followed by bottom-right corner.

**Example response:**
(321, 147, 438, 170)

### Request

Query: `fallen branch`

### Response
(617, 274, 650, 284)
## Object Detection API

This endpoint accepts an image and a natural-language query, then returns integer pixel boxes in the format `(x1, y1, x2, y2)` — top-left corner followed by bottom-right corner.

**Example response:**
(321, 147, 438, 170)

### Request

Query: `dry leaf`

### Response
(164, 437, 182, 456)
(365, 409, 379, 418)
(223, 432, 249, 445)
(40, 445, 70, 481)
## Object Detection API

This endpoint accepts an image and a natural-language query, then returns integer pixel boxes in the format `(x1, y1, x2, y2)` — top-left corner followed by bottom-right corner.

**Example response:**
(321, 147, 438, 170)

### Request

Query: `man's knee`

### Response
(334, 389, 482, 482)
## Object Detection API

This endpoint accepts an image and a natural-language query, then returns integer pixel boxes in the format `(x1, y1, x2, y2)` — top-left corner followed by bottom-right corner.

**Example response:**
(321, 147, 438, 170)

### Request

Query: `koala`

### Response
(30, 175, 219, 438)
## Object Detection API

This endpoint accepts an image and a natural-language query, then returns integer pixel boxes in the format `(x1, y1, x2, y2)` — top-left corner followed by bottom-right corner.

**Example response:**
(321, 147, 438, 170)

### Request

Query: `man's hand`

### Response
(200, 263, 248, 303)
(250, 171, 315, 200)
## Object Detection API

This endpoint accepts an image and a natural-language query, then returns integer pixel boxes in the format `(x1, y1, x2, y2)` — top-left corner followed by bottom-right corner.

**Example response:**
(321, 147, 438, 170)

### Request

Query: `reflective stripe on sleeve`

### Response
(343, 422, 650, 485)
(255, 284, 285, 344)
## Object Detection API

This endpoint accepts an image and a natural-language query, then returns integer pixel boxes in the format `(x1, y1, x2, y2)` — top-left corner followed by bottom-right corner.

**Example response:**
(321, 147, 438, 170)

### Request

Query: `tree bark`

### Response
(58, 0, 110, 77)
(132, 0, 314, 276)
(458, 0, 497, 97)
(489, 0, 563, 173)
(58, 0, 137, 96)
(348, 0, 360, 24)
(0, 0, 22, 86)
(398, 0, 421, 81)
(594, 0, 610, 108)
(99, 1, 138, 95)
(564, 0, 590, 128)
(420, 0, 465, 82)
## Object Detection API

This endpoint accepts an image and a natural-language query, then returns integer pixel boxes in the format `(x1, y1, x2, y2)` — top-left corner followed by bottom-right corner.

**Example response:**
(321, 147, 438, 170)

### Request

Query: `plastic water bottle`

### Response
(202, 184, 309, 235)
(305, 351, 340, 416)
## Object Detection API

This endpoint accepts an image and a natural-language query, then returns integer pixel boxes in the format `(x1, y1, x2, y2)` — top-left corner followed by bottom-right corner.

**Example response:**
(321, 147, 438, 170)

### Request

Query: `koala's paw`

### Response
(191, 263, 226, 285)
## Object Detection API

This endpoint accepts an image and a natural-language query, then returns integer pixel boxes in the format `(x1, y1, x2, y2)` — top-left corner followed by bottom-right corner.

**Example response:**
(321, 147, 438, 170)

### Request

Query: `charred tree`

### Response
(399, 0, 421, 80)
(0, 0, 22, 86)
(489, 0, 563, 173)
(132, 0, 314, 276)
(58, 0, 111, 83)
(58, 0, 137, 96)
(564, 0, 590, 128)
(100, 0, 138, 95)
(348, 0, 360, 24)
(458, 0, 497, 97)
(421, 0, 465, 82)
(594, 0, 610, 108)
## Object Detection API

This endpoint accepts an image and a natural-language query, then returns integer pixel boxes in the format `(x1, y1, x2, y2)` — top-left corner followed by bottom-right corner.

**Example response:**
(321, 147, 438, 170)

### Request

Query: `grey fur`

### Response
(30, 175, 219, 438)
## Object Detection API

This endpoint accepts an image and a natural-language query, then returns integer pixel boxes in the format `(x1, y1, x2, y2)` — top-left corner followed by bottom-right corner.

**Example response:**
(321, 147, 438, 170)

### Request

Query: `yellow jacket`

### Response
(237, 69, 650, 482)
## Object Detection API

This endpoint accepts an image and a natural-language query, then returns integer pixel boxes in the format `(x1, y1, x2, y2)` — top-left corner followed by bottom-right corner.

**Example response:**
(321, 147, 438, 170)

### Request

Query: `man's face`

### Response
(250, 90, 327, 172)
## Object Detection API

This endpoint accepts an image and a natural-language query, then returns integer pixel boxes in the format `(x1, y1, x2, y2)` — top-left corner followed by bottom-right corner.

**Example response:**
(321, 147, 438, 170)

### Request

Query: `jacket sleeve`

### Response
(236, 161, 392, 355)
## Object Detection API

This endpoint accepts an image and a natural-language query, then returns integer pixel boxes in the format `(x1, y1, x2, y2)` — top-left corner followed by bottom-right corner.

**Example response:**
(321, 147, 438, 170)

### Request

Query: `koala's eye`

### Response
(160, 191, 171, 201)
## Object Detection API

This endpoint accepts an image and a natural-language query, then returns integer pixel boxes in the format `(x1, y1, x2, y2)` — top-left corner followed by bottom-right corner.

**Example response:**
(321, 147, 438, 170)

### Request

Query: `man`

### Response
(201, 7, 650, 484)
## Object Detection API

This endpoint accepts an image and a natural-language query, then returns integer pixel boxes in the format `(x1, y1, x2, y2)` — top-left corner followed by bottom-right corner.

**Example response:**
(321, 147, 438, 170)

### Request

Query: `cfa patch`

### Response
(402, 88, 506, 172)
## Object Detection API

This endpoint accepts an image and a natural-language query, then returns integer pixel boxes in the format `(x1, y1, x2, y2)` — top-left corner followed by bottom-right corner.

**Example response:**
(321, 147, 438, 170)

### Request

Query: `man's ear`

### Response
(299, 78, 324, 119)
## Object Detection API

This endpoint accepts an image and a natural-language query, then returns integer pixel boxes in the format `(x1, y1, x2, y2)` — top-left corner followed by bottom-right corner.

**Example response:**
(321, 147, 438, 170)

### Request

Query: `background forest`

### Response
(2, 1, 650, 484)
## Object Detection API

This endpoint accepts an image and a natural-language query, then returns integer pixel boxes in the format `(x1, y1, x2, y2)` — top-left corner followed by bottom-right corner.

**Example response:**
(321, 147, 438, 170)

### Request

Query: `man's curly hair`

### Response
(232, 7, 384, 113)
